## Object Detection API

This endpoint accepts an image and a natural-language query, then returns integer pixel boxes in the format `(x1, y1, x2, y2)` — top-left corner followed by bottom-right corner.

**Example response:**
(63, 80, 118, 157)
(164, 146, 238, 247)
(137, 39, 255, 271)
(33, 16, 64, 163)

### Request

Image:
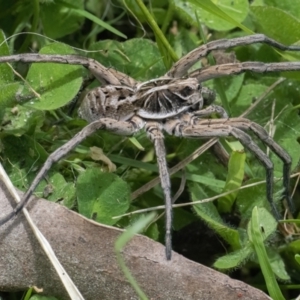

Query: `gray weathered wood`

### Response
(0, 181, 271, 300)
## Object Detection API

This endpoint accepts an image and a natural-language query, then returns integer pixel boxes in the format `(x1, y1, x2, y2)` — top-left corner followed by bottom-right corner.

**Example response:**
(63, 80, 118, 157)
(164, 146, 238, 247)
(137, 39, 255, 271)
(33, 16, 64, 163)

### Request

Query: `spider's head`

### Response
(170, 78, 203, 107)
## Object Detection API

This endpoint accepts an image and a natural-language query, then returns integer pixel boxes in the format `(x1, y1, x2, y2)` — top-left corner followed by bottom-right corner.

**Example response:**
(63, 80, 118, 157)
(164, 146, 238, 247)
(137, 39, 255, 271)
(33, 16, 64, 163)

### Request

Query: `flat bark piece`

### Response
(0, 181, 271, 300)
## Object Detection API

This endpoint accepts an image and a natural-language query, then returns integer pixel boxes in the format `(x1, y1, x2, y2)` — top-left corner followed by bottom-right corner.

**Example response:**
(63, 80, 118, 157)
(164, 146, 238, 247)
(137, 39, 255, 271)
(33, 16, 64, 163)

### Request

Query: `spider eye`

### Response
(197, 84, 201, 90)
(181, 86, 193, 96)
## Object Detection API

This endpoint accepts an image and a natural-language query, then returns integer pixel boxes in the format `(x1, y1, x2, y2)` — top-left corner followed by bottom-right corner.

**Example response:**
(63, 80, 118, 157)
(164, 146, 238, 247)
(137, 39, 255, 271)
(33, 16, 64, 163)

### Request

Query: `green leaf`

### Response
(185, 173, 225, 188)
(77, 168, 131, 225)
(20, 43, 83, 110)
(218, 150, 246, 213)
(0, 30, 13, 84)
(196, 0, 249, 31)
(40, 0, 85, 39)
(34, 172, 76, 208)
(183, 0, 252, 33)
(1, 135, 49, 192)
(0, 31, 19, 118)
(215, 207, 288, 275)
(228, 79, 300, 204)
(145, 222, 160, 240)
(231, 83, 268, 117)
(57, 0, 127, 39)
(0, 83, 20, 120)
(267, 248, 290, 281)
(284, 239, 300, 264)
(223, 74, 245, 104)
(214, 243, 253, 269)
(238, 82, 300, 173)
(1, 104, 44, 136)
(250, 6, 300, 44)
(270, 104, 300, 171)
(190, 182, 241, 250)
(108, 154, 158, 172)
(264, 0, 300, 20)
(89, 39, 166, 81)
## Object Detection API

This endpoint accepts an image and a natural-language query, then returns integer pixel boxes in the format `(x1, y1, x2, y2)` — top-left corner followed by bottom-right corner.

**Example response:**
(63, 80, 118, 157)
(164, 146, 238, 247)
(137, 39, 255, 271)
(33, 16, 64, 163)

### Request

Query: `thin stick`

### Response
(0, 163, 84, 300)
(6, 63, 41, 98)
(116, 172, 300, 218)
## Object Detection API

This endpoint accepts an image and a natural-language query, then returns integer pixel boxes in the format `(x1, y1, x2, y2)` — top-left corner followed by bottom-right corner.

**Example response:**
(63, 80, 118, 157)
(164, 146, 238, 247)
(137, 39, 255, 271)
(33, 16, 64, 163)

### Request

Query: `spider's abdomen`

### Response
(78, 85, 137, 122)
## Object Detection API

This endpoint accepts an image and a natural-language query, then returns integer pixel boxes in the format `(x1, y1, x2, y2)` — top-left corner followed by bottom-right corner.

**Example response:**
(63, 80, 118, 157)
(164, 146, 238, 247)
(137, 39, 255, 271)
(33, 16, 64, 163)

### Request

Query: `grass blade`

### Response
(250, 207, 285, 300)
(115, 212, 156, 300)
(0, 163, 84, 300)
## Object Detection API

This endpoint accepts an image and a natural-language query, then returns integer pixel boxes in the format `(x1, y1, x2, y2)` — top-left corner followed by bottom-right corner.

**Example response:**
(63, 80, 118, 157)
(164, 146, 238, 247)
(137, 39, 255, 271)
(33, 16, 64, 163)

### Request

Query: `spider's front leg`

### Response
(145, 122, 173, 260)
(190, 61, 300, 82)
(168, 34, 300, 78)
(0, 53, 137, 87)
(0, 116, 144, 226)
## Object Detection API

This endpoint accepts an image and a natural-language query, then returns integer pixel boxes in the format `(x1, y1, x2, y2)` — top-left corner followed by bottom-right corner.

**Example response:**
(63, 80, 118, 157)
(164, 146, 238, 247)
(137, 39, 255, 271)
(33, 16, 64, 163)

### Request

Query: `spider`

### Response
(0, 34, 300, 260)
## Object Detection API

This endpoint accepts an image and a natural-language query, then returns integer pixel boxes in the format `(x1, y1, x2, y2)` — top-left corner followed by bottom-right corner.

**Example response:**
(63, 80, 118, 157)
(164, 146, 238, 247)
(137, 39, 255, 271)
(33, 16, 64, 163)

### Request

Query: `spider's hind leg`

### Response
(166, 118, 283, 220)
(188, 117, 294, 218)
(233, 118, 295, 215)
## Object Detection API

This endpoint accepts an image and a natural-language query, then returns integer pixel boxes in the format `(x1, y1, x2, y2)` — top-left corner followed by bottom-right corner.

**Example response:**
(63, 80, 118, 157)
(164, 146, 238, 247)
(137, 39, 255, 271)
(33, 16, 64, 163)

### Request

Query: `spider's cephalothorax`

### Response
(0, 34, 300, 260)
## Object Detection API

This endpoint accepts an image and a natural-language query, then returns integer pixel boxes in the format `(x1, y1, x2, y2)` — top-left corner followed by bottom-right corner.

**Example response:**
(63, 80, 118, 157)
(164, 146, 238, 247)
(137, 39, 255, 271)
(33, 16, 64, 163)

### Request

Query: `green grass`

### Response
(0, 0, 300, 299)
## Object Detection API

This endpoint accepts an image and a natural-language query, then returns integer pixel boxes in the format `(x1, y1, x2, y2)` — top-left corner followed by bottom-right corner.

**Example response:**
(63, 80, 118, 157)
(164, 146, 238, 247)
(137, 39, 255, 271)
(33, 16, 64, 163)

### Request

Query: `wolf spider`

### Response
(0, 34, 299, 260)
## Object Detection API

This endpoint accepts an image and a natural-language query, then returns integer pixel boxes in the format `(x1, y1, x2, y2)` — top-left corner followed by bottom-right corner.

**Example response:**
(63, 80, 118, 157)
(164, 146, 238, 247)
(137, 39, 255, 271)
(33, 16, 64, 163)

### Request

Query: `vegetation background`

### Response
(0, 0, 300, 299)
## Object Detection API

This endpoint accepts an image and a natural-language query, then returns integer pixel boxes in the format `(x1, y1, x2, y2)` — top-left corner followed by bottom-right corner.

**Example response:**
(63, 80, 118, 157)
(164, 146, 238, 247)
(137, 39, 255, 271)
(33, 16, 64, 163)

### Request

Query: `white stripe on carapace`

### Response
(137, 105, 191, 119)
